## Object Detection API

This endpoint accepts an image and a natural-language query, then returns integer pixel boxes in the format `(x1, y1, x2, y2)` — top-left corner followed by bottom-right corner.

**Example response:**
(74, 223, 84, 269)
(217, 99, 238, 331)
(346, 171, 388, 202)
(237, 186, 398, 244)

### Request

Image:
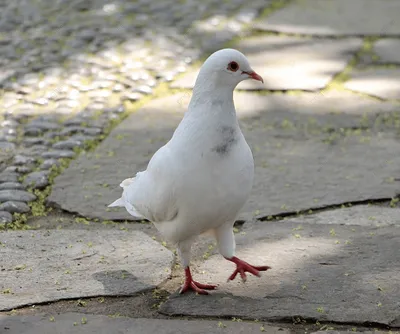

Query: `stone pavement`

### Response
(1, 0, 400, 333)
(0, 313, 293, 334)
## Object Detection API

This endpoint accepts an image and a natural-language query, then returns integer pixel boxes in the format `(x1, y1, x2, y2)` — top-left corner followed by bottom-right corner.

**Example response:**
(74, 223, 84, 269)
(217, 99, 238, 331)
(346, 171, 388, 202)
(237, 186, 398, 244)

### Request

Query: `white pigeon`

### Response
(109, 48, 270, 294)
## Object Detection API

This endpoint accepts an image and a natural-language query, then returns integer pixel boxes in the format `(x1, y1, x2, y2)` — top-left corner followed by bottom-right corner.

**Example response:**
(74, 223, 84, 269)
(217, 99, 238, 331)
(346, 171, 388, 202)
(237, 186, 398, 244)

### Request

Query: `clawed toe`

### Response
(194, 281, 217, 290)
(225, 256, 271, 282)
(180, 280, 217, 295)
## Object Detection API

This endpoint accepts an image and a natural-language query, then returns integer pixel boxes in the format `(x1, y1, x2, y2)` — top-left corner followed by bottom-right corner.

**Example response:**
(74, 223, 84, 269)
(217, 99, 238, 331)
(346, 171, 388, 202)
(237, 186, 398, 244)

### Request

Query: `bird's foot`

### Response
(179, 267, 217, 295)
(179, 280, 217, 295)
(225, 256, 271, 282)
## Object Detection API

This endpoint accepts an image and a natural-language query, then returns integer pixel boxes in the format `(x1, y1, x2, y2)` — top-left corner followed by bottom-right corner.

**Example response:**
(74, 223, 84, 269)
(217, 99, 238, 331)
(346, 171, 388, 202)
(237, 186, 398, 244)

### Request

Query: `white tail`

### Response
(108, 197, 125, 207)
(108, 175, 146, 219)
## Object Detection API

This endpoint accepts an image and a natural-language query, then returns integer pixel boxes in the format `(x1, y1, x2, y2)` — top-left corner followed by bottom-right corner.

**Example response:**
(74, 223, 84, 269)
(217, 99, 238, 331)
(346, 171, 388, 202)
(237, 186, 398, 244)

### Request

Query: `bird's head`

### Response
(197, 48, 263, 89)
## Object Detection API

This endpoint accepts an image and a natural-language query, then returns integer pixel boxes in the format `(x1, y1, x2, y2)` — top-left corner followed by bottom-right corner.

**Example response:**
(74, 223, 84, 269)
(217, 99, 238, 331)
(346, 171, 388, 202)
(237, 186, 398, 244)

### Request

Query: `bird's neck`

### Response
(190, 71, 235, 108)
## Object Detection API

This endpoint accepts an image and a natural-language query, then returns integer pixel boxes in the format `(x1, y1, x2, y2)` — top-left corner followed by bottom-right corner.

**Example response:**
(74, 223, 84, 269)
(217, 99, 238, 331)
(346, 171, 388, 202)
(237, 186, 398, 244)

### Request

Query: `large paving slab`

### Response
(159, 214, 400, 327)
(374, 39, 400, 64)
(172, 36, 363, 91)
(345, 68, 400, 100)
(0, 230, 173, 311)
(48, 91, 400, 222)
(254, 0, 400, 36)
(0, 313, 288, 334)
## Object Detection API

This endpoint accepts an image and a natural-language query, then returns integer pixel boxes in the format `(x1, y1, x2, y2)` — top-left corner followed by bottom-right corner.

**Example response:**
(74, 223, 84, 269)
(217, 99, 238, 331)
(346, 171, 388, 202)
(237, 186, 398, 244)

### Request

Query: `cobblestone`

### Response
(13, 155, 36, 166)
(39, 158, 60, 170)
(0, 182, 25, 190)
(0, 172, 19, 183)
(4, 166, 34, 174)
(22, 170, 51, 190)
(41, 150, 76, 159)
(0, 190, 36, 203)
(0, 200, 30, 213)
(0, 210, 13, 225)
(0, 141, 16, 152)
(52, 139, 84, 150)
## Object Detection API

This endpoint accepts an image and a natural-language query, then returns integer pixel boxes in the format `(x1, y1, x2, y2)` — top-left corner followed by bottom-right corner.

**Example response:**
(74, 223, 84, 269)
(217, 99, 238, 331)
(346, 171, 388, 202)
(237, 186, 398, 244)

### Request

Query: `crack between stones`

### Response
(46, 204, 146, 224)
(72, 251, 98, 261)
(251, 29, 400, 39)
(257, 196, 398, 222)
(265, 316, 399, 330)
(49, 196, 399, 226)
(159, 312, 398, 330)
(0, 290, 158, 313)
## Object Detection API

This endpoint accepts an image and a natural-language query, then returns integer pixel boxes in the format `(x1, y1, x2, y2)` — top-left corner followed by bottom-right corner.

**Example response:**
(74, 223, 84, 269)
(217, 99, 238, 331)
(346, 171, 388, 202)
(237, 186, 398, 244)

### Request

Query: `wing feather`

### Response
(109, 145, 178, 223)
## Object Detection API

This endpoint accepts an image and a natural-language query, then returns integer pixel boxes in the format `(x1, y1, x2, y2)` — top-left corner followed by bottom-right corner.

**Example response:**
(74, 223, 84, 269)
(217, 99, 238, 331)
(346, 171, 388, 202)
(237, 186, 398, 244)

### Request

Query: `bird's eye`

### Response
(227, 61, 239, 72)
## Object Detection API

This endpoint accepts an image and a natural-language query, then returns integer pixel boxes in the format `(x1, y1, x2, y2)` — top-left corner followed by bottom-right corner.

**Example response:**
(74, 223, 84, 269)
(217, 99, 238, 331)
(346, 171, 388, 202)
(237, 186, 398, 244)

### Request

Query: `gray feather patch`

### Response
(212, 126, 238, 156)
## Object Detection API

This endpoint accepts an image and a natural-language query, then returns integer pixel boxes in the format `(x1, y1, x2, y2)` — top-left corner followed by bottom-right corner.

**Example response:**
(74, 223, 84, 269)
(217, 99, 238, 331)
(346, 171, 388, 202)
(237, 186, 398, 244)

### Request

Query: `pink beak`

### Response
(243, 70, 264, 83)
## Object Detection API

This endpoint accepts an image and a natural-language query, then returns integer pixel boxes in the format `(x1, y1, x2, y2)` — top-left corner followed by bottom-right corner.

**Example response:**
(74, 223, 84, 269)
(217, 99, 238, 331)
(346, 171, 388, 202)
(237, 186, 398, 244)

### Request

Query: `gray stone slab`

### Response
(49, 92, 400, 222)
(160, 219, 400, 326)
(345, 69, 400, 100)
(172, 36, 363, 91)
(374, 38, 400, 64)
(247, 136, 400, 220)
(0, 230, 173, 311)
(0, 313, 285, 334)
(254, 0, 400, 36)
(284, 205, 400, 227)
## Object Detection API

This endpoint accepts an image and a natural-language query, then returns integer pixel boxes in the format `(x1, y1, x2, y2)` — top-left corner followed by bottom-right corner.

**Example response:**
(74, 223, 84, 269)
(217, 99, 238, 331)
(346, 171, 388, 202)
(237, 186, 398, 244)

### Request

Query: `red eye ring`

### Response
(227, 61, 239, 72)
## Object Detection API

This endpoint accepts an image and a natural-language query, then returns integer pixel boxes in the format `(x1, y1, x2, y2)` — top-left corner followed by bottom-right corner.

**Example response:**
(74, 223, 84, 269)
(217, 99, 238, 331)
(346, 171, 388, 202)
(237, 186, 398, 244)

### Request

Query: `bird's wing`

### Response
(109, 144, 178, 223)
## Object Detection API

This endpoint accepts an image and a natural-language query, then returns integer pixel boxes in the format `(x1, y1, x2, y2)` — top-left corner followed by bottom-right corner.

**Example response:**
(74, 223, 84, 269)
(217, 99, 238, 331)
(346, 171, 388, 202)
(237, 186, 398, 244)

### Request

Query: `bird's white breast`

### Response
(154, 101, 254, 242)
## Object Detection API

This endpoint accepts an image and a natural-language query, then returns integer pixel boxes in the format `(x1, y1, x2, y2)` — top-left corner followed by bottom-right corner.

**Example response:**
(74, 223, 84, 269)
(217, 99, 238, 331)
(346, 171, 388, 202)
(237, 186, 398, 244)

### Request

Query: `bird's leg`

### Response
(177, 238, 217, 295)
(179, 266, 217, 295)
(215, 222, 271, 283)
(224, 256, 271, 282)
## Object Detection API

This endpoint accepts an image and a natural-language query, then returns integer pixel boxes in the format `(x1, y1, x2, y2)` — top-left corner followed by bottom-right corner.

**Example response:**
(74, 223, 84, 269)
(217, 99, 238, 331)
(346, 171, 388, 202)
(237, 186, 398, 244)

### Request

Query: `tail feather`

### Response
(108, 175, 146, 220)
(120, 177, 134, 188)
(108, 196, 145, 219)
(108, 197, 125, 207)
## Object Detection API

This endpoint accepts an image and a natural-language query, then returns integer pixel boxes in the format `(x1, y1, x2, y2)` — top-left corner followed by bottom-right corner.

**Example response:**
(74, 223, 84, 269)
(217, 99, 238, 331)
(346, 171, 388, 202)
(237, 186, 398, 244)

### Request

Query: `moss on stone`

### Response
(260, 0, 290, 19)
(324, 37, 381, 96)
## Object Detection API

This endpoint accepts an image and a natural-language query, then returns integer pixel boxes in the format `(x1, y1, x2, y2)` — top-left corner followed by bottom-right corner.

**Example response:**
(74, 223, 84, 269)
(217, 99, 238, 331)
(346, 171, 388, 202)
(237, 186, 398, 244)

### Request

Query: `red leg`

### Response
(225, 256, 271, 282)
(179, 267, 217, 295)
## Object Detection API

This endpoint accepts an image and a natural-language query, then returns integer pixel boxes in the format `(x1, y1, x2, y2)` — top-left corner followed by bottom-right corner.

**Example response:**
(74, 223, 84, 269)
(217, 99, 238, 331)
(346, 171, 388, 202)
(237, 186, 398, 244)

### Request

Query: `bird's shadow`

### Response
(92, 270, 151, 295)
